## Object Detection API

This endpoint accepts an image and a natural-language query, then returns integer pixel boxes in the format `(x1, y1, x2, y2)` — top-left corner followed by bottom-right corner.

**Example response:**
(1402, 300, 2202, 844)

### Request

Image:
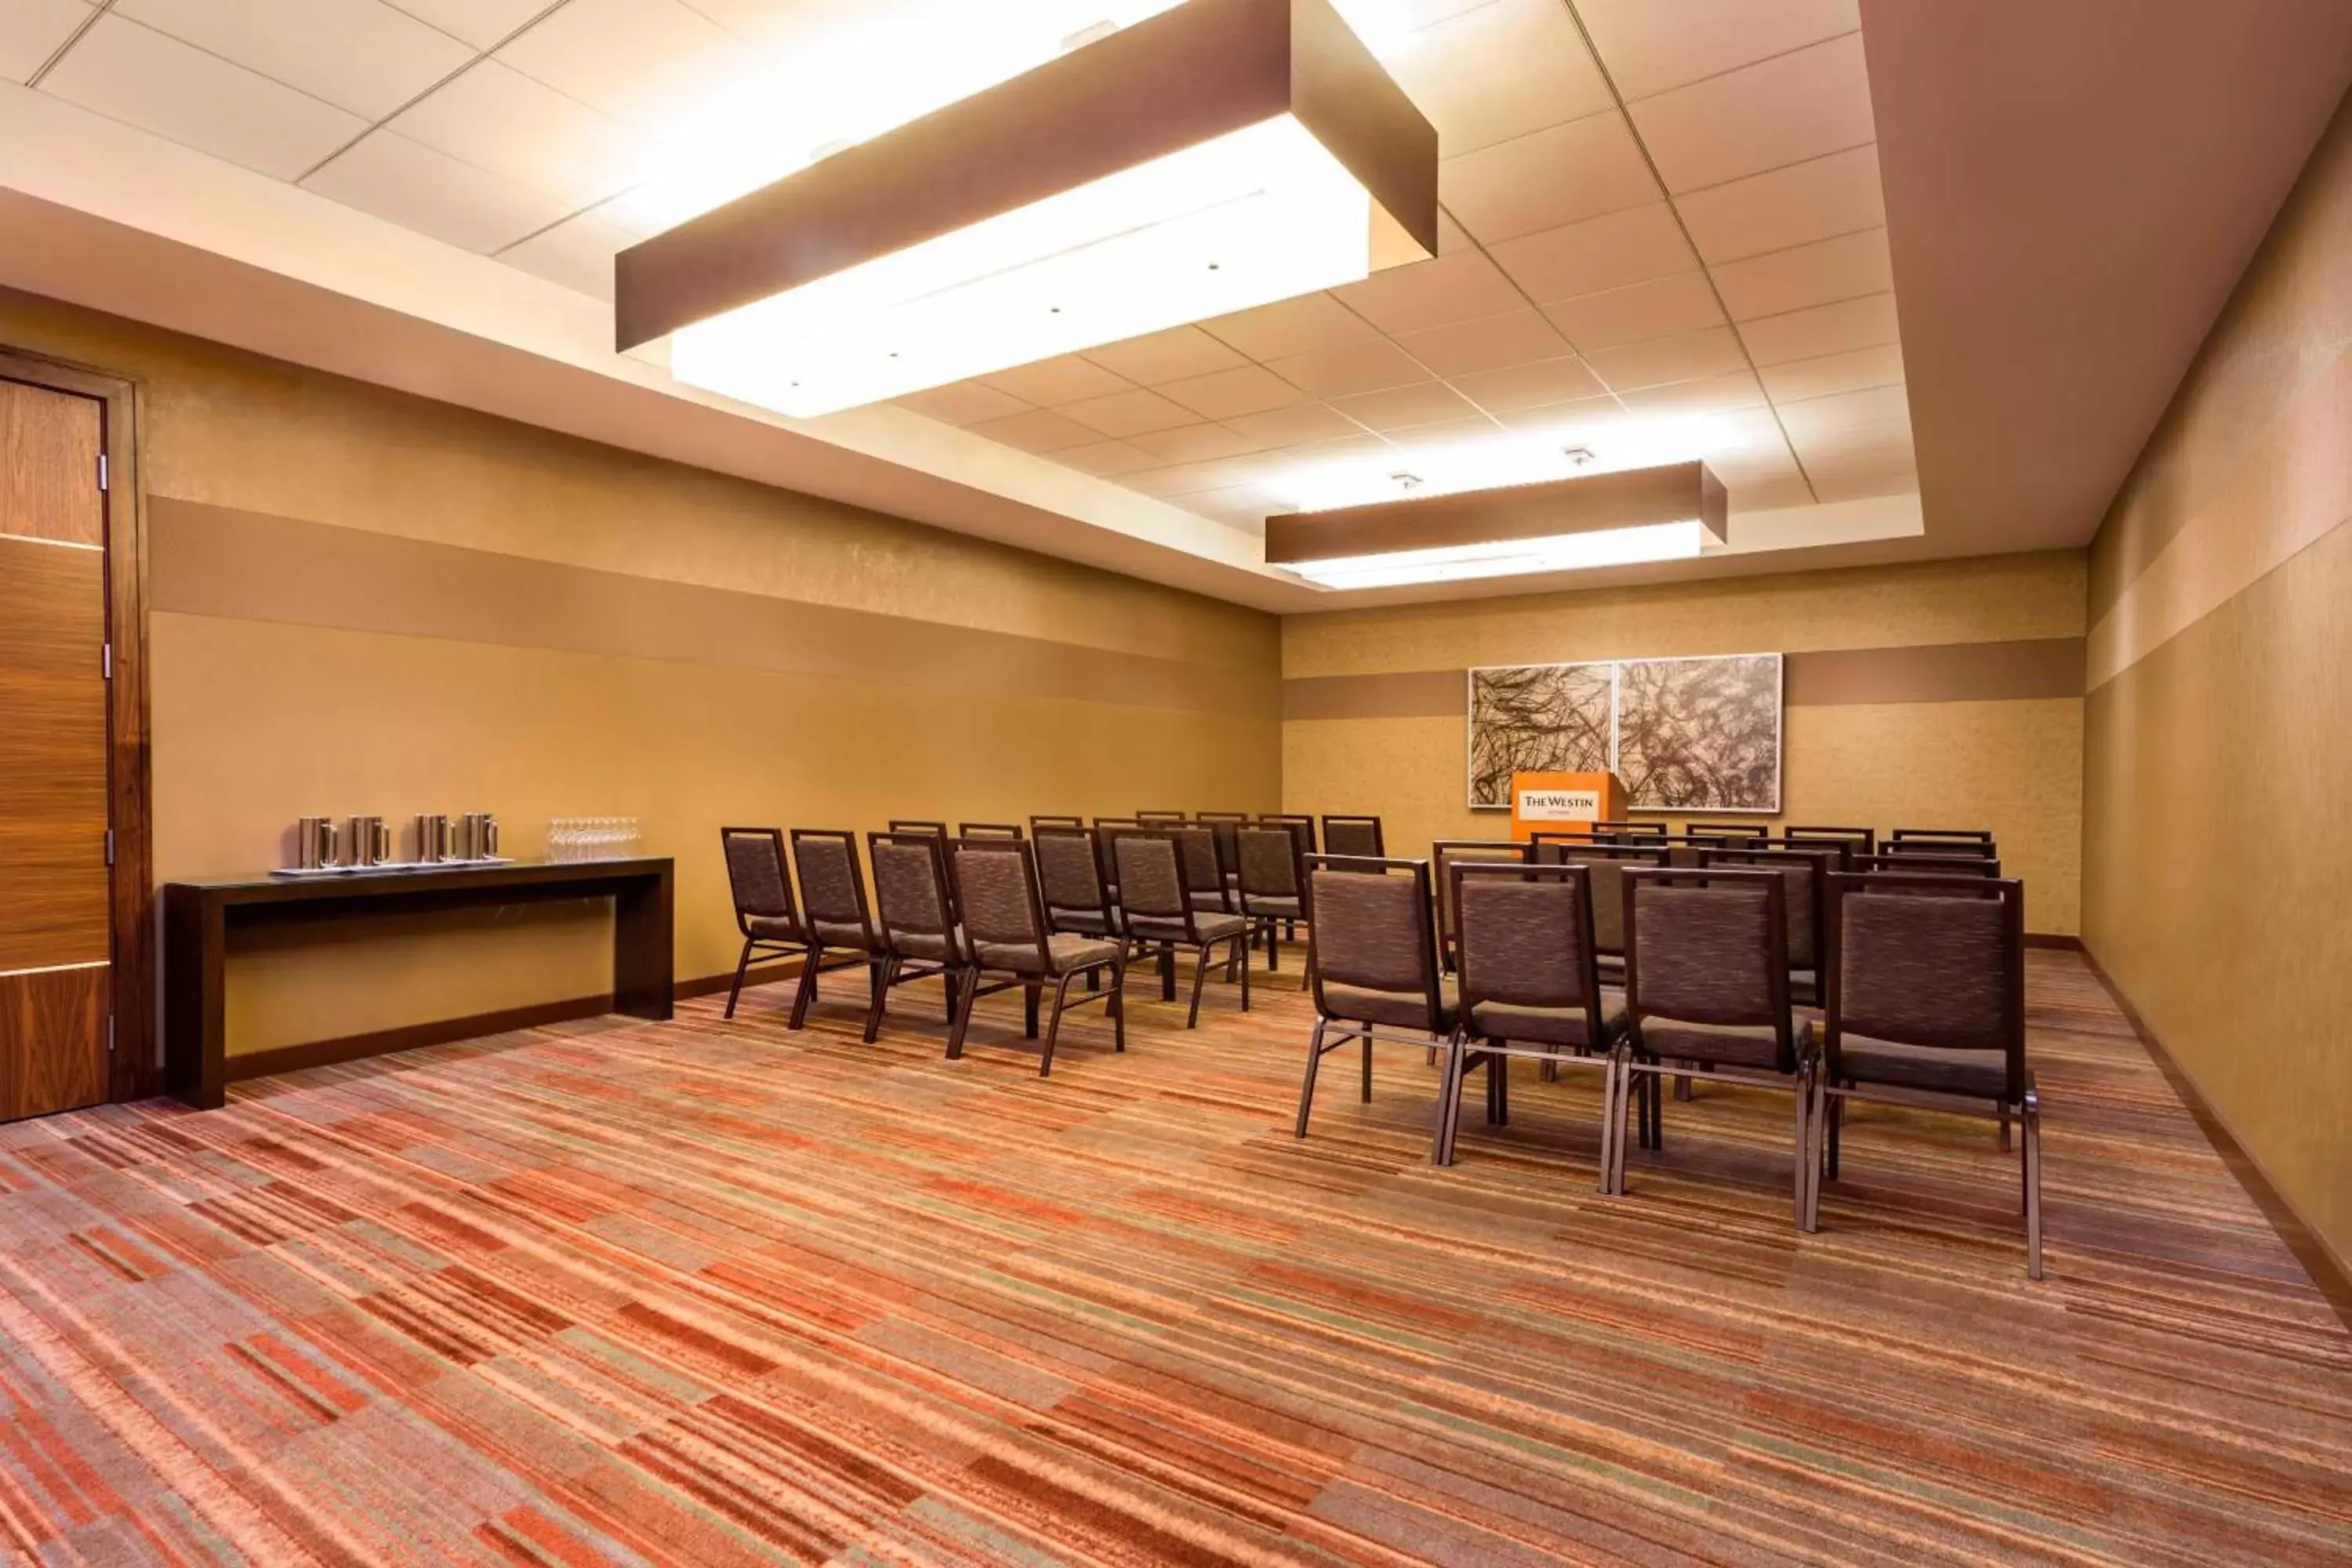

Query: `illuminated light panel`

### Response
(1289, 521, 1710, 590)
(671, 116, 1375, 419)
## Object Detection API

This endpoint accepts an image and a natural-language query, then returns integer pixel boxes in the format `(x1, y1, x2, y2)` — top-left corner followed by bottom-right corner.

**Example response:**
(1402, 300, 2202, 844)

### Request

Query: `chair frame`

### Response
(1431, 838, 1534, 970)
(1320, 814, 1387, 858)
(1235, 823, 1312, 980)
(718, 826, 820, 1022)
(1029, 815, 1085, 833)
(887, 818, 948, 839)
(945, 837, 1127, 1076)
(1786, 825, 1878, 857)
(864, 830, 982, 1044)
(1698, 844, 1835, 1004)
(1111, 829, 1252, 1027)
(1137, 809, 1189, 824)
(1858, 852, 2002, 879)
(1806, 873, 2039, 1277)
(957, 822, 1024, 839)
(1612, 866, 1816, 1220)
(1260, 815, 1319, 940)
(1295, 855, 1450, 1138)
(787, 828, 891, 1033)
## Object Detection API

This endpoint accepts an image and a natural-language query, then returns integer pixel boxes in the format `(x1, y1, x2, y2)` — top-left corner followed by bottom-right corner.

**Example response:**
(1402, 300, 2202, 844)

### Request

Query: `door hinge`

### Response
(97, 454, 108, 492)
(103, 642, 112, 680)
(107, 1015, 115, 1054)
(104, 829, 115, 866)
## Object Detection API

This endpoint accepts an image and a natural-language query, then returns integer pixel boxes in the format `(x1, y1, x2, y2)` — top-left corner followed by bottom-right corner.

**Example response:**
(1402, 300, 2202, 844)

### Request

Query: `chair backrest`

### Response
(1432, 840, 1532, 961)
(887, 818, 947, 839)
(957, 822, 1023, 840)
(1030, 814, 1084, 833)
(719, 826, 796, 935)
(1681, 821, 1769, 842)
(1859, 853, 2001, 880)
(1454, 861, 1602, 1022)
(1891, 827, 1994, 844)
(789, 829, 873, 939)
(1624, 867, 1793, 1067)
(1260, 813, 1318, 857)
(1093, 816, 1143, 828)
(1595, 819, 1668, 842)
(1699, 846, 1833, 970)
(1111, 831, 1196, 931)
(1169, 826, 1229, 910)
(1767, 833, 1856, 870)
(1534, 841, 1669, 956)
(1787, 824, 1877, 857)
(949, 837, 1052, 971)
(1823, 873, 2025, 1101)
(867, 832, 960, 962)
(1883, 839, 1998, 863)
(1236, 825, 1305, 909)
(1305, 855, 1444, 1032)
(1034, 826, 1112, 920)
(1138, 810, 1189, 824)
(1321, 815, 1385, 858)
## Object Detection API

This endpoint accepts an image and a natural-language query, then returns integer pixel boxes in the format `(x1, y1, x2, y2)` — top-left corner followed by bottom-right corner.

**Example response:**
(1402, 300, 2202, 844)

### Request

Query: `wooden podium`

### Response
(1507, 770, 1627, 843)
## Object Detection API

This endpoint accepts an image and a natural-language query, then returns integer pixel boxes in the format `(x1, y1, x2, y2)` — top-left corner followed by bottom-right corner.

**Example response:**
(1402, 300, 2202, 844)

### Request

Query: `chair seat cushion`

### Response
(1195, 913, 1247, 942)
(744, 913, 801, 940)
(1247, 895, 1302, 916)
(975, 932, 1120, 975)
(1817, 1024, 2011, 1098)
(1635, 1018, 1789, 1071)
(1128, 913, 1248, 943)
(1470, 989, 1627, 1050)
(811, 920, 871, 949)
(1047, 907, 1115, 935)
(1323, 978, 1457, 1032)
(890, 930, 957, 962)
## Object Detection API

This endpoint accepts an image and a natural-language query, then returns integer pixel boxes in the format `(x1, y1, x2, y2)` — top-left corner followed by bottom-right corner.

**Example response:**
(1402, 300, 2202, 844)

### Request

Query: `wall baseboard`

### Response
(2078, 943, 2352, 1336)
(225, 959, 808, 1086)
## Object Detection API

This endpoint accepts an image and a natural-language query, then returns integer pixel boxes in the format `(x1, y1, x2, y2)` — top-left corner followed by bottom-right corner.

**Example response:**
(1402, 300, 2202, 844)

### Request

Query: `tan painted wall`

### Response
(1284, 553, 2088, 933)
(0, 290, 1280, 1056)
(2084, 89, 2352, 1270)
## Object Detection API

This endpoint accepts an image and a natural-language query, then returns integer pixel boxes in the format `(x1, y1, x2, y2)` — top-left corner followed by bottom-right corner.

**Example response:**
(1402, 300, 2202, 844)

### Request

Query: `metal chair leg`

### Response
(1361, 1032, 1374, 1102)
(1023, 982, 1040, 1039)
(861, 956, 897, 1044)
(1826, 1093, 1842, 1180)
(1236, 935, 1251, 1013)
(1794, 1060, 1817, 1230)
(944, 965, 978, 1059)
(1999, 1106, 2013, 1152)
(1599, 1049, 1622, 1194)
(1490, 1050, 1509, 1126)
(788, 944, 820, 1029)
(1295, 1018, 1328, 1137)
(1185, 943, 1213, 1029)
(1109, 957, 1127, 1051)
(1432, 1029, 1466, 1166)
(1160, 943, 1177, 1000)
(1038, 973, 1076, 1078)
(2024, 1081, 2043, 1280)
(724, 939, 755, 1018)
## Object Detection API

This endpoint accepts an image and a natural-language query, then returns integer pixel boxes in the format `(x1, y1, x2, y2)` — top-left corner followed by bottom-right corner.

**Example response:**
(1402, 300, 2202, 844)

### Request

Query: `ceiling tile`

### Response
(1327, 381, 1480, 431)
(1385, 416, 1510, 452)
(1200, 292, 1380, 360)
(1583, 325, 1750, 392)
(1123, 423, 1268, 464)
(1489, 203, 1698, 303)
(1575, 0, 1858, 101)
(114, 0, 472, 121)
(497, 0, 755, 128)
(1220, 402, 1370, 447)
(1756, 342, 1904, 403)
(1327, 0, 1496, 52)
(1440, 111, 1660, 245)
(0, 0, 91, 84)
(1381, 0, 1610, 157)
(391, 59, 638, 205)
(1124, 456, 1270, 497)
(1775, 383, 1912, 443)
(978, 356, 1133, 407)
(1155, 365, 1305, 420)
(1081, 325, 1249, 384)
(1490, 396, 1635, 436)
(1737, 291, 1899, 365)
(1263, 339, 1428, 397)
(41, 15, 366, 180)
(893, 383, 1032, 427)
(1728, 472, 1819, 512)
(1333, 247, 1527, 336)
(1057, 387, 1198, 438)
(305, 130, 574, 252)
(1540, 271, 1724, 353)
(1051, 438, 1162, 477)
(1392, 308, 1570, 377)
(496, 210, 641, 298)
(1626, 34, 1874, 195)
(1805, 447, 1918, 503)
(1613, 368, 1769, 416)
(376, 0, 548, 50)
(1675, 144, 1884, 264)
(964, 408, 1102, 455)
(1448, 356, 1608, 413)
(1708, 227, 1891, 320)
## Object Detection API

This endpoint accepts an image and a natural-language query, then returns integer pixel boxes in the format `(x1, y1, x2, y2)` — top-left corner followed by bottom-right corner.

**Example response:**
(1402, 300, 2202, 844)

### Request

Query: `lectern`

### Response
(1507, 770, 1628, 843)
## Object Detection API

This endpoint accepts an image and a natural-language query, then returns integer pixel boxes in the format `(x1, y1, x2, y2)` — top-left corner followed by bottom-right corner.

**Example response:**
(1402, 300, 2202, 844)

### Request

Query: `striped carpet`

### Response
(0, 949, 2347, 1565)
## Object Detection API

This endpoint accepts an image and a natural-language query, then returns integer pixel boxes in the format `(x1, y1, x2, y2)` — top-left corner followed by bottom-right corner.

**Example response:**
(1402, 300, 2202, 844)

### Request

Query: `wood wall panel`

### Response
(0, 379, 101, 546)
(0, 537, 110, 972)
(0, 967, 109, 1121)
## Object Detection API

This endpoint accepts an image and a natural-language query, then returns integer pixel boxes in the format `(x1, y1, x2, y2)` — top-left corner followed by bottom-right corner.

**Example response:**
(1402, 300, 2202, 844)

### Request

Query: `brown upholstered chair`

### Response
(1196, 814, 1247, 903)
(958, 822, 1023, 839)
(1438, 862, 1629, 1177)
(866, 832, 973, 1044)
(1172, 825, 1234, 915)
(1788, 825, 1877, 857)
(946, 838, 1125, 1076)
(1699, 845, 1835, 1004)
(1613, 867, 1816, 1218)
(1112, 831, 1251, 1026)
(1432, 839, 1531, 970)
(1859, 853, 2002, 879)
(1259, 815, 1318, 939)
(1321, 815, 1385, 858)
(1034, 826, 1123, 942)
(789, 829, 887, 1029)
(1805, 873, 2038, 1277)
(1236, 825, 1310, 978)
(1295, 855, 1451, 1138)
(1530, 840, 1669, 985)
(719, 827, 810, 1022)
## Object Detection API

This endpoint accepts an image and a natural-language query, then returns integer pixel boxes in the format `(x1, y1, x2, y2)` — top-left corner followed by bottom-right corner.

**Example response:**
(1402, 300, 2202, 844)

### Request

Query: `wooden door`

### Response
(0, 378, 111, 1120)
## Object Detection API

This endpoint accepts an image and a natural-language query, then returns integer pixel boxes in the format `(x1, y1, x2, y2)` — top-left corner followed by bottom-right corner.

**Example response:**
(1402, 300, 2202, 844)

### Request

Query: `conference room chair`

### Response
(957, 822, 1023, 839)
(1111, 832, 1252, 1026)
(866, 832, 979, 1044)
(1787, 825, 1878, 857)
(1432, 840, 1532, 971)
(1033, 826, 1123, 940)
(887, 818, 948, 840)
(1261, 815, 1319, 938)
(1196, 813, 1247, 900)
(1436, 862, 1629, 1178)
(1531, 840, 1669, 985)
(1321, 815, 1386, 858)
(1172, 825, 1234, 914)
(1235, 825, 1310, 978)
(1806, 873, 2039, 1277)
(718, 826, 811, 1022)
(1773, 833, 1859, 870)
(1859, 853, 2002, 879)
(1294, 855, 1452, 1138)
(789, 829, 888, 1030)
(1699, 845, 1835, 1004)
(1029, 815, 1084, 833)
(1612, 867, 1815, 1221)
(945, 837, 1126, 1076)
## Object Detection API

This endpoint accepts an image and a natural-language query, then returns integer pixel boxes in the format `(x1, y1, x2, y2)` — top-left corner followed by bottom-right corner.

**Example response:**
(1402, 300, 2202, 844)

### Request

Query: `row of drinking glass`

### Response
(550, 817, 642, 862)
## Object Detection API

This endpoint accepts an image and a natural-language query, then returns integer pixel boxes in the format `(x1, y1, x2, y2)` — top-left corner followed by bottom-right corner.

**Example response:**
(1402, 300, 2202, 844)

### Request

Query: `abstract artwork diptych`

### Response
(1467, 652, 1784, 811)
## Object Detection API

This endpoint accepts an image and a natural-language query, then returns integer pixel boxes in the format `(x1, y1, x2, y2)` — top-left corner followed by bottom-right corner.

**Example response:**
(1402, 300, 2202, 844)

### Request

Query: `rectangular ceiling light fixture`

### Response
(1265, 461, 1729, 590)
(615, 0, 1438, 419)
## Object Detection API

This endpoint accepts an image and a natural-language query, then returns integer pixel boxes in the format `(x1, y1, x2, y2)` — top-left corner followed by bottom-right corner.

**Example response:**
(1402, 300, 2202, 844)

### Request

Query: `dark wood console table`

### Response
(163, 858, 673, 1109)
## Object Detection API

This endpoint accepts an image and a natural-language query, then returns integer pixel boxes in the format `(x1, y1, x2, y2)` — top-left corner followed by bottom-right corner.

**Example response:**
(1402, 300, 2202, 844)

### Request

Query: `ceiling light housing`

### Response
(1265, 461, 1729, 590)
(616, 0, 1438, 419)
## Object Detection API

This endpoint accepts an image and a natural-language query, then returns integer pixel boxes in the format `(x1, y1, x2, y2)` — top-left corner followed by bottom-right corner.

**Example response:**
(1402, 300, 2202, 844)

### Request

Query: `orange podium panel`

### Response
(1508, 771, 1626, 844)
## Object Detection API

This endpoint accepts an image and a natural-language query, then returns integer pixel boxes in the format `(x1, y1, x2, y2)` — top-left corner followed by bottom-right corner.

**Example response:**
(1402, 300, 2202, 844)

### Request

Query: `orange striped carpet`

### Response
(0, 949, 2345, 1564)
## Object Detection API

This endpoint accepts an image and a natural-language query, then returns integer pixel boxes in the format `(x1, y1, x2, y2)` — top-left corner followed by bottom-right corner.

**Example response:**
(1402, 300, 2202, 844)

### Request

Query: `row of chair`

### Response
(1295, 853, 2041, 1278)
